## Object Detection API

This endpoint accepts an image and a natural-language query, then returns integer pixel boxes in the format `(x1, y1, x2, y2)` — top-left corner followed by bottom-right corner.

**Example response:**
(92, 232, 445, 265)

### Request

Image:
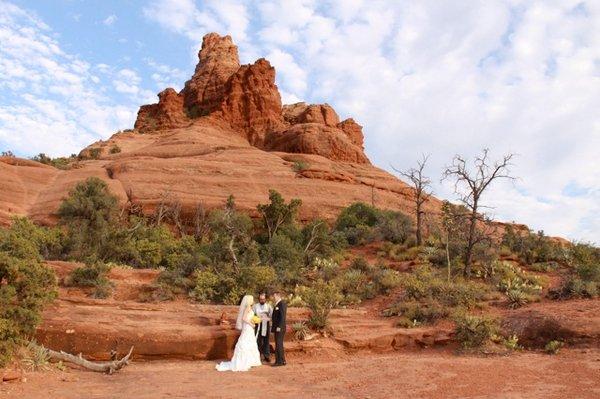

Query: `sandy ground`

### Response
(2, 349, 599, 399)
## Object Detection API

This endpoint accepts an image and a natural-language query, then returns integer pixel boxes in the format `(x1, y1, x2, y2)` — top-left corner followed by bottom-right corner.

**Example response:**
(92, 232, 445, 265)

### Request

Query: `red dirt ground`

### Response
(2, 349, 599, 399)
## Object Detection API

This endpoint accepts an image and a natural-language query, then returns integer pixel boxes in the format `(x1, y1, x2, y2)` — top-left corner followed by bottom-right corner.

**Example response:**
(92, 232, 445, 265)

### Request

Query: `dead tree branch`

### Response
(47, 346, 134, 374)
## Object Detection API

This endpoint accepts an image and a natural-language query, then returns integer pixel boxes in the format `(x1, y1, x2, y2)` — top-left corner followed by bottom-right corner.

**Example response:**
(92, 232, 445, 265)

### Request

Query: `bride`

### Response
(216, 295, 262, 372)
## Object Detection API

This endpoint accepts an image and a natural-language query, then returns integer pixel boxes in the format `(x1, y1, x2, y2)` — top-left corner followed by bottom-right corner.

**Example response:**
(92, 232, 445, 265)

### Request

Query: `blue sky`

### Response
(0, 0, 599, 243)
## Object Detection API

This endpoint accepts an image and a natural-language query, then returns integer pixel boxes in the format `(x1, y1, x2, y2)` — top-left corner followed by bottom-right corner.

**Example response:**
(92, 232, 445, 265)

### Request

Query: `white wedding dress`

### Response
(216, 305, 262, 372)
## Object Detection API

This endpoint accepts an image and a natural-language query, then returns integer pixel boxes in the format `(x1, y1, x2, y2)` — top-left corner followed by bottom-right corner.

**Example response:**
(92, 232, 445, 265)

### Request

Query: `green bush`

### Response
(0, 245, 57, 366)
(385, 299, 449, 327)
(89, 147, 101, 159)
(66, 262, 113, 299)
(260, 233, 304, 284)
(374, 268, 402, 294)
(544, 340, 563, 354)
(312, 257, 340, 281)
(335, 203, 413, 246)
(506, 288, 528, 309)
(109, 145, 121, 154)
(375, 210, 413, 244)
(189, 270, 220, 303)
(549, 276, 599, 299)
(304, 280, 342, 330)
(292, 160, 310, 173)
(58, 177, 120, 260)
(454, 314, 498, 349)
(401, 265, 489, 309)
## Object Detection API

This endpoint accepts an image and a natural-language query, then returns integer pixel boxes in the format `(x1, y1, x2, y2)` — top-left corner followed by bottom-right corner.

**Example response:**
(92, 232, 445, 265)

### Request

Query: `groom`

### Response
(270, 290, 287, 367)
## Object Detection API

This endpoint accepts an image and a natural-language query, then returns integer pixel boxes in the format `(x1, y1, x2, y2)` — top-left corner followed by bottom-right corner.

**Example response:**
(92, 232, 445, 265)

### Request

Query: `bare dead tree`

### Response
(442, 149, 515, 277)
(192, 202, 210, 243)
(393, 154, 432, 246)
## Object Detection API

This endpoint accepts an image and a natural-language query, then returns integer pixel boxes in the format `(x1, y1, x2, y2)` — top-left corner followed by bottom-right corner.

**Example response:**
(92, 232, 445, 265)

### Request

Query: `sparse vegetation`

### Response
(544, 340, 564, 354)
(292, 321, 310, 340)
(292, 160, 310, 173)
(0, 219, 57, 367)
(109, 145, 122, 154)
(454, 314, 499, 349)
(304, 280, 342, 330)
(66, 262, 113, 299)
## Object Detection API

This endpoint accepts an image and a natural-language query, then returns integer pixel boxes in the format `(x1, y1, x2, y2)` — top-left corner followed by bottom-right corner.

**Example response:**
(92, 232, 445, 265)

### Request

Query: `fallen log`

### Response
(47, 346, 134, 374)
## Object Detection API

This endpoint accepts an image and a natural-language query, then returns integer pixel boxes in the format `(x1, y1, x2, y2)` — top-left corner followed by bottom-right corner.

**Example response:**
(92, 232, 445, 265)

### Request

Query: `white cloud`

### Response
(0, 2, 138, 156)
(103, 14, 117, 26)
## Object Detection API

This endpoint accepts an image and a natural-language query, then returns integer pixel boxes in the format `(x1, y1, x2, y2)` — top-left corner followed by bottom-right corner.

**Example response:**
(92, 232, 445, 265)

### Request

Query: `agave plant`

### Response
(506, 289, 528, 309)
(292, 321, 310, 341)
(22, 341, 50, 371)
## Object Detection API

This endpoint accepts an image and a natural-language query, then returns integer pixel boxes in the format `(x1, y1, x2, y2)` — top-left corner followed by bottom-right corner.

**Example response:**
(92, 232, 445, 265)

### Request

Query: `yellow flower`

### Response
(252, 315, 261, 324)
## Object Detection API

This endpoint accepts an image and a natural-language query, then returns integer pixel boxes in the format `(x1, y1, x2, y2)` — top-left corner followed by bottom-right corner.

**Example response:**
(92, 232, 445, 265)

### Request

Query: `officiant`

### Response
(252, 292, 273, 362)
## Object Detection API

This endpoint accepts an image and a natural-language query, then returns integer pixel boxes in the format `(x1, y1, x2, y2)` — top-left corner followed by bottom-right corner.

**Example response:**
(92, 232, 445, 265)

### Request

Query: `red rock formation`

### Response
(181, 33, 240, 115)
(132, 32, 370, 163)
(134, 88, 188, 132)
(337, 118, 365, 149)
(216, 58, 285, 146)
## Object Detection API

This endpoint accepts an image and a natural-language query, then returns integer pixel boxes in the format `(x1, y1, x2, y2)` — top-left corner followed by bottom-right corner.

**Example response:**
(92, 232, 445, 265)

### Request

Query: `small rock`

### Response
(2, 371, 21, 382)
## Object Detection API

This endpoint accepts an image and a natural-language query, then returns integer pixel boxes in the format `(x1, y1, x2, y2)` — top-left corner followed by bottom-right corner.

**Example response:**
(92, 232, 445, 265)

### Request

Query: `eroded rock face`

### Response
(265, 123, 369, 164)
(217, 58, 285, 147)
(134, 88, 188, 132)
(132, 32, 370, 164)
(181, 33, 240, 115)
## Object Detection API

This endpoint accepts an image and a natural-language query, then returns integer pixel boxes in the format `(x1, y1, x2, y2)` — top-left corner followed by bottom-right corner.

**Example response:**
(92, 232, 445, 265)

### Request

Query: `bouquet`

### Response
(251, 315, 261, 324)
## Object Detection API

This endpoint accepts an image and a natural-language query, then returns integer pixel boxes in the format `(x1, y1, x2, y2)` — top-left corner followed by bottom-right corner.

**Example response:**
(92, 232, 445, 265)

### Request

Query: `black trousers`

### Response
(274, 331, 285, 365)
(257, 332, 270, 360)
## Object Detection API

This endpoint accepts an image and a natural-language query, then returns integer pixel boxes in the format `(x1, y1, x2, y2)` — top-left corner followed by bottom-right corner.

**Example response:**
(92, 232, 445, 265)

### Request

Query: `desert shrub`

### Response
(292, 160, 309, 173)
(89, 147, 101, 159)
(401, 265, 489, 309)
(544, 340, 563, 354)
(109, 145, 121, 154)
(336, 269, 368, 304)
(189, 269, 220, 303)
(490, 261, 544, 298)
(58, 177, 120, 260)
(257, 189, 302, 242)
(549, 276, 598, 300)
(239, 265, 277, 294)
(292, 321, 310, 340)
(374, 268, 402, 294)
(506, 288, 528, 309)
(22, 341, 51, 371)
(502, 227, 566, 264)
(260, 233, 304, 284)
(454, 314, 499, 349)
(529, 261, 559, 273)
(0, 217, 64, 259)
(572, 243, 600, 282)
(311, 257, 340, 281)
(31, 153, 76, 170)
(0, 238, 57, 366)
(350, 256, 372, 273)
(385, 299, 449, 327)
(304, 280, 342, 330)
(66, 262, 113, 299)
(375, 210, 413, 244)
(301, 219, 346, 263)
(335, 203, 413, 246)
(503, 335, 521, 351)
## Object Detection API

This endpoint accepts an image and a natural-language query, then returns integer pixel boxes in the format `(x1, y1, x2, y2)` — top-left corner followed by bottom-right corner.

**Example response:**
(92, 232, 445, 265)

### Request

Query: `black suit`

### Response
(271, 300, 287, 365)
